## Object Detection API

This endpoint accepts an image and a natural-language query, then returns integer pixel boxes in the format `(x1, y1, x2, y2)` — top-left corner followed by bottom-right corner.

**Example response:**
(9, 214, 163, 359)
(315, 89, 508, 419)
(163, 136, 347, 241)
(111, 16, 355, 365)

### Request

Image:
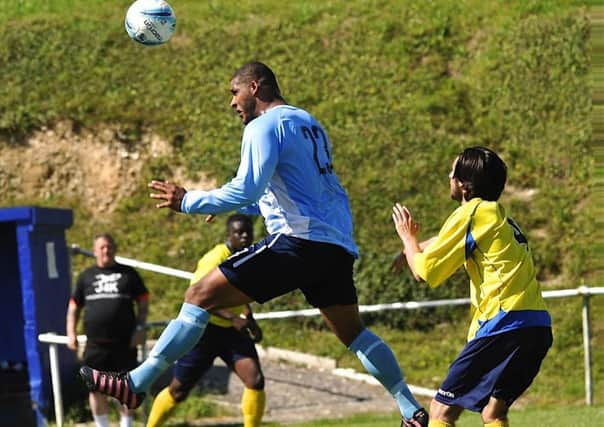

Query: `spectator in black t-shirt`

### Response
(66, 233, 149, 427)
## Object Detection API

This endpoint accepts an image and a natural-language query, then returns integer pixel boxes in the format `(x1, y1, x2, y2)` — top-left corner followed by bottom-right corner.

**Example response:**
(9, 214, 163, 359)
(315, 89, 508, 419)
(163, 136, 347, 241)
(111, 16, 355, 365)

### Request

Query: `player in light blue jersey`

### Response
(80, 62, 428, 427)
(180, 101, 358, 256)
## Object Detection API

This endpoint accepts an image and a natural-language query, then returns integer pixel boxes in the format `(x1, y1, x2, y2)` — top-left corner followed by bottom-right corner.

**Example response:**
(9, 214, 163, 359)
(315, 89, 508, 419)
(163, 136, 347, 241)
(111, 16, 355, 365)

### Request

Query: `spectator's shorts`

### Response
(219, 234, 358, 308)
(173, 323, 260, 390)
(435, 326, 553, 412)
(83, 341, 138, 372)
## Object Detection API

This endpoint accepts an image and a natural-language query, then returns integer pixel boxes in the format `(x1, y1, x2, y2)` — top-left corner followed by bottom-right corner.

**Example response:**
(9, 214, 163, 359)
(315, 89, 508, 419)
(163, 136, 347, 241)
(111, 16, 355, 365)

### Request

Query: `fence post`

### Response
(48, 340, 63, 427)
(580, 286, 593, 405)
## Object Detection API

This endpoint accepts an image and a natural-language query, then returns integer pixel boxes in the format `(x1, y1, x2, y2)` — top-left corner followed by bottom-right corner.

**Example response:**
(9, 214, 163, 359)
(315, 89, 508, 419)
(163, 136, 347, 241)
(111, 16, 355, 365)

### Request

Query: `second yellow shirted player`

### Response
(413, 197, 550, 342)
(392, 147, 552, 427)
(146, 214, 265, 427)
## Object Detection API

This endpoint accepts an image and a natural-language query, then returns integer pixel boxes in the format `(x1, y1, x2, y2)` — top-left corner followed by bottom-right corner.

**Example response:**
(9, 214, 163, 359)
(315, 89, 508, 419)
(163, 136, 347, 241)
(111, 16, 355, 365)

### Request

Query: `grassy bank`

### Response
(1, 0, 599, 420)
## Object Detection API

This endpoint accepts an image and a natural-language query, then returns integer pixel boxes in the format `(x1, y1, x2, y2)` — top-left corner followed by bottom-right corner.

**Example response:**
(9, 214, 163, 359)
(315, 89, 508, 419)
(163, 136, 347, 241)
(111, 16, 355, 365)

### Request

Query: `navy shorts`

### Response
(219, 234, 358, 308)
(83, 341, 138, 372)
(173, 323, 260, 390)
(435, 326, 553, 412)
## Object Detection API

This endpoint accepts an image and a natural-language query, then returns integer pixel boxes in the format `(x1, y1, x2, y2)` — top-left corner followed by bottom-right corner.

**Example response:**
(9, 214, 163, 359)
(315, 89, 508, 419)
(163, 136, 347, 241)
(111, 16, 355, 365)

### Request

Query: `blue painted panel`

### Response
(0, 207, 74, 426)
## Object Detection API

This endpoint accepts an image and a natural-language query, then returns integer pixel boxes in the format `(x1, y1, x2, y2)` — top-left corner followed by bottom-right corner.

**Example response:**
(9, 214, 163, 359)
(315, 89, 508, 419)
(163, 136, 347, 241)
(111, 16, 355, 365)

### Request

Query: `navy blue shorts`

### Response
(219, 234, 358, 308)
(173, 323, 260, 390)
(435, 326, 552, 412)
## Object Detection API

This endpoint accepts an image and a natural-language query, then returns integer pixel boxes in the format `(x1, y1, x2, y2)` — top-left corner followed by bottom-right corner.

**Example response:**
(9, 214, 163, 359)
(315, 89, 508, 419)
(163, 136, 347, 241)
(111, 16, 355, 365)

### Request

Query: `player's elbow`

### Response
(241, 185, 263, 205)
(226, 180, 263, 208)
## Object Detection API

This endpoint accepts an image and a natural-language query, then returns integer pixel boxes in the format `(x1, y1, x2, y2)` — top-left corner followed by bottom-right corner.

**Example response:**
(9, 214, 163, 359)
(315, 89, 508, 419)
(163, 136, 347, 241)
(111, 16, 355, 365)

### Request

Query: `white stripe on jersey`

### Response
(233, 234, 282, 268)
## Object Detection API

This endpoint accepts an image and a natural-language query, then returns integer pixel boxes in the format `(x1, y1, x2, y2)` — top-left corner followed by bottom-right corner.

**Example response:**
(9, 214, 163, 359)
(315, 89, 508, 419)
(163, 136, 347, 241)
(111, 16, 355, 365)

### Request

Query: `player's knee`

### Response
(430, 399, 462, 423)
(184, 282, 214, 309)
(242, 371, 265, 390)
(251, 372, 265, 390)
(481, 398, 508, 423)
(168, 382, 191, 402)
(326, 315, 363, 347)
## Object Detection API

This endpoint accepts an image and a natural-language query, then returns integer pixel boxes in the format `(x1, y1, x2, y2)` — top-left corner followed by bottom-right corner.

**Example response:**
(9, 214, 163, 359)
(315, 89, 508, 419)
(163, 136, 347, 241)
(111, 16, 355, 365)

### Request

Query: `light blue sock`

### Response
(348, 328, 422, 420)
(128, 303, 209, 392)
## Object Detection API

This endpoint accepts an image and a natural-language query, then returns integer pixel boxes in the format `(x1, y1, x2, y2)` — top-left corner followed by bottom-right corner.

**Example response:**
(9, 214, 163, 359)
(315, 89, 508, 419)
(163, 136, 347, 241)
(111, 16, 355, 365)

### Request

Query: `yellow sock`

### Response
(484, 421, 508, 427)
(241, 387, 266, 427)
(429, 420, 454, 427)
(146, 387, 178, 427)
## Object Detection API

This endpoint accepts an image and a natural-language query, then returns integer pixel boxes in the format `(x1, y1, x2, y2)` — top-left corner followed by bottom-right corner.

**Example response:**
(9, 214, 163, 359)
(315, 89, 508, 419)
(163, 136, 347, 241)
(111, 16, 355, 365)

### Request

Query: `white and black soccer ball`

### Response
(125, 0, 176, 46)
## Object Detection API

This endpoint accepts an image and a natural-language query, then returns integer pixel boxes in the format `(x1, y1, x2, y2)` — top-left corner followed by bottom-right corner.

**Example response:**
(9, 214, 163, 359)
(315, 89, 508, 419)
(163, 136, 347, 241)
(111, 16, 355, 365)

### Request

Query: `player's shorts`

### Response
(83, 340, 138, 372)
(434, 326, 553, 412)
(173, 322, 260, 391)
(219, 234, 358, 308)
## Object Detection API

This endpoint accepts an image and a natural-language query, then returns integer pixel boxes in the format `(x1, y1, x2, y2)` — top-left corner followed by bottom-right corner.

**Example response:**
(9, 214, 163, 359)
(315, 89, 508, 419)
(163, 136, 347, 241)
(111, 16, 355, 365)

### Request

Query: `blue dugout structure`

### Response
(0, 207, 75, 427)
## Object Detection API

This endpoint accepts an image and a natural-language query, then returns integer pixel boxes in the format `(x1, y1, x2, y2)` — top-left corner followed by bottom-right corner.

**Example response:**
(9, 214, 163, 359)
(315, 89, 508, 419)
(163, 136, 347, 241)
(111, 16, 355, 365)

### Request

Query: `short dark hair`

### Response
(226, 214, 253, 232)
(452, 146, 507, 201)
(93, 233, 116, 247)
(232, 61, 283, 100)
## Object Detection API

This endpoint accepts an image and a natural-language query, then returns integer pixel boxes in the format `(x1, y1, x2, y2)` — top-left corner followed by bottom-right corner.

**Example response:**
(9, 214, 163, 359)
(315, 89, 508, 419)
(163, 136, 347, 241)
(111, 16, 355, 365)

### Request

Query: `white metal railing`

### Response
(70, 245, 194, 281)
(37, 334, 87, 427)
(37, 246, 602, 427)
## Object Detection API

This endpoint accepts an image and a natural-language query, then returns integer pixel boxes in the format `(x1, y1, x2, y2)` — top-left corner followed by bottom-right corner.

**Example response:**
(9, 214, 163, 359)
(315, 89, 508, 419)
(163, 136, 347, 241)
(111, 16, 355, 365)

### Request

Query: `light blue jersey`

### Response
(181, 105, 359, 257)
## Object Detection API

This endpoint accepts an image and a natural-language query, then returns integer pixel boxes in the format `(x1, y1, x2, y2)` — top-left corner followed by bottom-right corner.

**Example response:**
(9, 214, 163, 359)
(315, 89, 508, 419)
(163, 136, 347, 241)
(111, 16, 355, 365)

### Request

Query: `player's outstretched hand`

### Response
(246, 317, 263, 343)
(232, 314, 263, 343)
(130, 327, 146, 348)
(392, 203, 420, 244)
(148, 180, 187, 211)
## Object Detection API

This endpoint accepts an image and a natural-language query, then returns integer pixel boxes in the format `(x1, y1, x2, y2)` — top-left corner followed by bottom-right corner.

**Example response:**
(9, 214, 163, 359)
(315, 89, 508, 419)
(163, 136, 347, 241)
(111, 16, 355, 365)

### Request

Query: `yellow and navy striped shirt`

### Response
(414, 198, 551, 341)
(190, 243, 245, 328)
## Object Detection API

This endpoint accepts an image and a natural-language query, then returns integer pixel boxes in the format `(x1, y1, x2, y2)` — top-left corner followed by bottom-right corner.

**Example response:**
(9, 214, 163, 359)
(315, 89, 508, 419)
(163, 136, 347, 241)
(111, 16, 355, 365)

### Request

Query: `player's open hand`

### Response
(148, 180, 187, 211)
(130, 327, 146, 348)
(232, 314, 263, 343)
(245, 317, 263, 343)
(392, 203, 420, 244)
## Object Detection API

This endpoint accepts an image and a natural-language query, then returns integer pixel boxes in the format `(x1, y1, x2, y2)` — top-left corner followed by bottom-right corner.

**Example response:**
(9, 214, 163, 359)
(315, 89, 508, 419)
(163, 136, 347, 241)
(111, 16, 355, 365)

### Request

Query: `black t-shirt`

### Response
(72, 263, 148, 343)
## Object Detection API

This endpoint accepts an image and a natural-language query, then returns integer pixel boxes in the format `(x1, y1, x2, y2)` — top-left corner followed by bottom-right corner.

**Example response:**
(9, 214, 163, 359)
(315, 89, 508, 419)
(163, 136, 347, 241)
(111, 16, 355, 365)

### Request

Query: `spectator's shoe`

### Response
(79, 366, 145, 409)
(401, 408, 429, 427)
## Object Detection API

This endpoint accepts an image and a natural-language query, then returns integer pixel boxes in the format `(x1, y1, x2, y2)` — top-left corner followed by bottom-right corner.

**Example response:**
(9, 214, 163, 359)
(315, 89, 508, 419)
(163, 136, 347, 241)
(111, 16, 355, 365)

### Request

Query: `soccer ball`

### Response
(125, 0, 176, 46)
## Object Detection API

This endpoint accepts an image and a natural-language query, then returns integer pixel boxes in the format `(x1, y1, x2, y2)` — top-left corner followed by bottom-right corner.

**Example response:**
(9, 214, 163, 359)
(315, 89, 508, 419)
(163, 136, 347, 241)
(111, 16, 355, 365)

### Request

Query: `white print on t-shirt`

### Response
(92, 273, 122, 294)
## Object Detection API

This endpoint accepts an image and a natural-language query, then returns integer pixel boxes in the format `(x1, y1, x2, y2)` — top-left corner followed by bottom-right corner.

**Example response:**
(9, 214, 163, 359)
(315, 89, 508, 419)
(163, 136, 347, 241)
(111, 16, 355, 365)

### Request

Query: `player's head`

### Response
(230, 61, 284, 124)
(449, 146, 507, 202)
(226, 214, 254, 251)
(93, 233, 117, 268)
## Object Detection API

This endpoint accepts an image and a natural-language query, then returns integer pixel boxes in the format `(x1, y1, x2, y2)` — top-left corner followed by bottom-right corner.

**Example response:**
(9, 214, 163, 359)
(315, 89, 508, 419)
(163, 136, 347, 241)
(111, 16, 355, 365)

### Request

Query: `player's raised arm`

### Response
(392, 203, 423, 281)
(180, 125, 279, 215)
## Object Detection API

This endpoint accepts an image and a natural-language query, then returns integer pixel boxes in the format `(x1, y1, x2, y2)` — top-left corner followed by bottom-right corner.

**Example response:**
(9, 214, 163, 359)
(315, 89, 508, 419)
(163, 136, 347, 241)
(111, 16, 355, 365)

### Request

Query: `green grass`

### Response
(591, 5, 604, 285)
(54, 400, 604, 427)
(1, 0, 600, 422)
(261, 405, 604, 427)
(98, 403, 604, 427)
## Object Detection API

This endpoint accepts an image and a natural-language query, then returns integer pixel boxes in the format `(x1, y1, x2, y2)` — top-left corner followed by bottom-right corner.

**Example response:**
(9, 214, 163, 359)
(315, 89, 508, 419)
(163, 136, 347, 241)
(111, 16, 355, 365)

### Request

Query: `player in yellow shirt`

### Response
(392, 147, 552, 427)
(146, 214, 265, 427)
